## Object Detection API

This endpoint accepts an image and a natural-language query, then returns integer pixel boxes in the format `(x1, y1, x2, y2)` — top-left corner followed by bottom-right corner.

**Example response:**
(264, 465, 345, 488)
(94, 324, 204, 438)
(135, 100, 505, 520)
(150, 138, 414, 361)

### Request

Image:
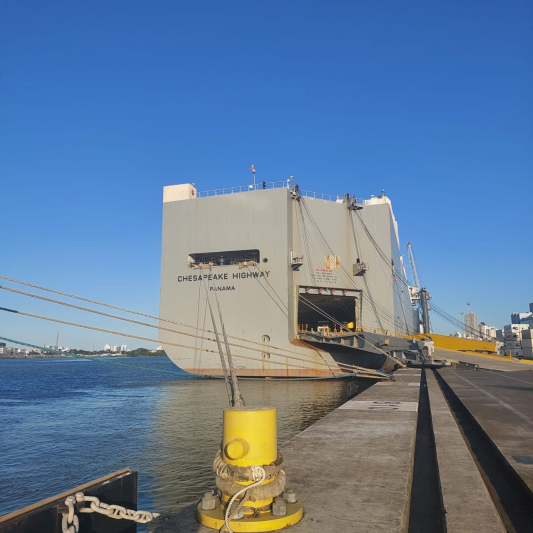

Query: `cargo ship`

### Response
(159, 181, 417, 377)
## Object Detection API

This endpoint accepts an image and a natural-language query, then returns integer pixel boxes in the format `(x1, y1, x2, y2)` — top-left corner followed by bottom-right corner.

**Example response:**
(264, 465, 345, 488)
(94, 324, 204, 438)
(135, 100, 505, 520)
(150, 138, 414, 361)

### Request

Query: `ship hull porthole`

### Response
(262, 335, 271, 359)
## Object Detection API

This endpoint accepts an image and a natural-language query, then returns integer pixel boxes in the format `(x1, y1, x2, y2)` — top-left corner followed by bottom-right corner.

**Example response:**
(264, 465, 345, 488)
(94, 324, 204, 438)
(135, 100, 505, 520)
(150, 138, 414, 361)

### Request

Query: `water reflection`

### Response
(144, 378, 354, 514)
(0, 357, 372, 523)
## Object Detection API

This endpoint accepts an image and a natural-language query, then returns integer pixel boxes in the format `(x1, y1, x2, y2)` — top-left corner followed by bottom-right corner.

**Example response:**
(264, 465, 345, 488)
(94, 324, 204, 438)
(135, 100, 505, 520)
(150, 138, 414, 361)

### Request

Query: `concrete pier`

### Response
(280, 369, 421, 532)
(425, 372, 504, 532)
(155, 358, 533, 533)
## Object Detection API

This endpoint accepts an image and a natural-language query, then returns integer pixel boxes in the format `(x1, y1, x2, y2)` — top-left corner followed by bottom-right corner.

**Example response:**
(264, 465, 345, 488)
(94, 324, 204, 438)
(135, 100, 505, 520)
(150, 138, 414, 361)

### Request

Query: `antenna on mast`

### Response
(250, 164, 256, 189)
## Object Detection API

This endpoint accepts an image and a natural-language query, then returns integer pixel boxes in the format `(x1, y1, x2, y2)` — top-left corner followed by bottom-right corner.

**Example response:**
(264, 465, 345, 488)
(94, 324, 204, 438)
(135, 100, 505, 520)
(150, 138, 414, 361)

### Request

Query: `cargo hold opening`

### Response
(297, 288, 359, 334)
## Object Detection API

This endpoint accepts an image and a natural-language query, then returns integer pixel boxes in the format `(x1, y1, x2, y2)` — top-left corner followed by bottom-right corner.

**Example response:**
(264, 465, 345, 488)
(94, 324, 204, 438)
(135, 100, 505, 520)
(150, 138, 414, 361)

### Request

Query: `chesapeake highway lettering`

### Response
(177, 271, 270, 292)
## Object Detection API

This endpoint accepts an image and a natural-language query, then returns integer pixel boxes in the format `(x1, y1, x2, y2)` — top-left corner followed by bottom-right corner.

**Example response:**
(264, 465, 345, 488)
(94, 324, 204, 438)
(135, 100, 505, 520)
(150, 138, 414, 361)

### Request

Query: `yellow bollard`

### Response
(223, 407, 277, 466)
(197, 407, 303, 532)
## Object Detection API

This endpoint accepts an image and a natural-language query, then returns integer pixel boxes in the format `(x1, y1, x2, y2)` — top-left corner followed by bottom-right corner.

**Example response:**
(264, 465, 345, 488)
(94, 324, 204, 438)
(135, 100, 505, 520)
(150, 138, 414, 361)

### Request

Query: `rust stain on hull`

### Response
(182, 367, 345, 378)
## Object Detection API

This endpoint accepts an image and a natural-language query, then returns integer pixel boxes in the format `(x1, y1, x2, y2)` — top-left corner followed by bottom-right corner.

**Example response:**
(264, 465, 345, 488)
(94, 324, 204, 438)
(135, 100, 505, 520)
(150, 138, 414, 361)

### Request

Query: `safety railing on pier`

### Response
(197, 181, 363, 206)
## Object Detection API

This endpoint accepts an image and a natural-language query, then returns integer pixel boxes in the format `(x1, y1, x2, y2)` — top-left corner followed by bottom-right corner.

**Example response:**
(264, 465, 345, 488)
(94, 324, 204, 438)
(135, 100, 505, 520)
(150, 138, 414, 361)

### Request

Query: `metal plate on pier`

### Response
(339, 400, 419, 412)
(513, 456, 533, 465)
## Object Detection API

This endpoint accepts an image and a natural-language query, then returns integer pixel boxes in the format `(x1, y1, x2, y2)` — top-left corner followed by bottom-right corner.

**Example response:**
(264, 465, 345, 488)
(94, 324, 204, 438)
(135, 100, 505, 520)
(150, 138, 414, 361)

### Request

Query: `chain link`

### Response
(61, 491, 159, 532)
(75, 492, 160, 524)
(61, 496, 79, 533)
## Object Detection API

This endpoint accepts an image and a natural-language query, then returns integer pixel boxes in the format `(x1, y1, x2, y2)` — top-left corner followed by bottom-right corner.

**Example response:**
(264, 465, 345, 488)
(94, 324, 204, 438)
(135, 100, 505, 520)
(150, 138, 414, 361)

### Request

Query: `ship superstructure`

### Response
(159, 181, 416, 377)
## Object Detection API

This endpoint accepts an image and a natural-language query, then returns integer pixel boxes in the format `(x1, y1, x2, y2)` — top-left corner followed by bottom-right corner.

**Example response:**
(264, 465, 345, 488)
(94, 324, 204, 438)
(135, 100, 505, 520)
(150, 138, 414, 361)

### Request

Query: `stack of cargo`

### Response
(522, 326, 533, 360)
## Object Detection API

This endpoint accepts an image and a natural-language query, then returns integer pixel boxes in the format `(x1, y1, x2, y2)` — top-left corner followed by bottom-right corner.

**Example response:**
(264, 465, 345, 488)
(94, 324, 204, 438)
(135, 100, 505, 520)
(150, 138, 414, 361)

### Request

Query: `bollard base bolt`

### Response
(283, 488, 297, 503)
(272, 496, 287, 516)
(200, 492, 216, 511)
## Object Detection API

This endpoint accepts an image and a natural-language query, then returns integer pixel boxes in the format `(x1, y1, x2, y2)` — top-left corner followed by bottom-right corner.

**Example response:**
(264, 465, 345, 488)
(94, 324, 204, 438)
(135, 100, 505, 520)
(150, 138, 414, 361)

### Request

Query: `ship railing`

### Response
(298, 326, 406, 339)
(197, 181, 363, 205)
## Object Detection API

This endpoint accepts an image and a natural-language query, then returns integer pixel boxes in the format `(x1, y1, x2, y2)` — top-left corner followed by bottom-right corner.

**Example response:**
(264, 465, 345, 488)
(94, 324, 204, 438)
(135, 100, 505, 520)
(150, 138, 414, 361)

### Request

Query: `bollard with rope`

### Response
(197, 407, 303, 532)
(197, 286, 303, 532)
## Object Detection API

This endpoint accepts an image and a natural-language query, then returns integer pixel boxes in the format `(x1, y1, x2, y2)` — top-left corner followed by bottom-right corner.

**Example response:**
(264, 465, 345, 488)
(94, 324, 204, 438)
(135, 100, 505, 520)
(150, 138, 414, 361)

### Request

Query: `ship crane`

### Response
(406, 242, 431, 334)
(406, 242, 421, 294)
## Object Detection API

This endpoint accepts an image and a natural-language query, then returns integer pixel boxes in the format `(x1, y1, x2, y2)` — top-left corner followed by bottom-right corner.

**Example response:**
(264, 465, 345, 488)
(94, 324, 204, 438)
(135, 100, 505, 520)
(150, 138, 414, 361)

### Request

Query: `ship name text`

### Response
(177, 271, 270, 283)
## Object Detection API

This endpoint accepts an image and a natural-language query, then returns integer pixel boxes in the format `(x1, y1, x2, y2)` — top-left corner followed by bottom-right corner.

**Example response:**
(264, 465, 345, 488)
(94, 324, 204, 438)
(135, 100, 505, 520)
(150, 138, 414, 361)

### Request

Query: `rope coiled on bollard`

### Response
(223, 465, 265, 533)
(213, 449, 283, 482)
(214, 449, 286, 532)
(216, 470, 286, 502)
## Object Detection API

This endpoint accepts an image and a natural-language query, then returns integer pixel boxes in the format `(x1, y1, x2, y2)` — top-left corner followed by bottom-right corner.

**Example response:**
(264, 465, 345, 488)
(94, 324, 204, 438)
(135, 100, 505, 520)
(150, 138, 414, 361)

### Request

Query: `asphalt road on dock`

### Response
(438, 367, 533, 494)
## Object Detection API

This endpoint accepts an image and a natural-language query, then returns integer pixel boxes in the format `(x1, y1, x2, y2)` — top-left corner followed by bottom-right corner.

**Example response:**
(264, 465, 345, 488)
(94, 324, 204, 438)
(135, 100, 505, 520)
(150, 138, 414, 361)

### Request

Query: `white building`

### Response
(479, 322, 496, 341)
(112, 346, 119, 353)
(120, 345, 127, 352)
(104, 344, 111, 351)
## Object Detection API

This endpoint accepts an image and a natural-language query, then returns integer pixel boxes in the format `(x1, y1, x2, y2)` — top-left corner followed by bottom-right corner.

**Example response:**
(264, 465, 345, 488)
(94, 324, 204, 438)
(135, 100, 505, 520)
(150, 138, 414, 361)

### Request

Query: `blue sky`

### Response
(1, 0, 532, 350)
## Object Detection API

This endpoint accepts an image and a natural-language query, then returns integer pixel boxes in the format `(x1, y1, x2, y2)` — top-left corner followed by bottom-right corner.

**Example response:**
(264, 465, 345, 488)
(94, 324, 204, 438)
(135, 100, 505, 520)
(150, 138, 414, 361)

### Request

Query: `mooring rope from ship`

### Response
(353, 209, 411, 290)
(253, 269, 407, 364)
(0, 283, 361, 374)
(295, 201, 408, 335)
(1, 268, 407, 360)
(298, 198, 409, 334)
(0, 305, 389, 377)
(0, 274, 348, 363)
(247, 264, 406, 365)
(205, 275, 246, 406)
(274, 209, 408, 358)
(0, 271, 405, 374)
(350, 209, 412, 334)
(0, 336, 390, 382)
(300, 197, 410, 333)
(203, 278, 234, 404)
(0, 284, 378, 375)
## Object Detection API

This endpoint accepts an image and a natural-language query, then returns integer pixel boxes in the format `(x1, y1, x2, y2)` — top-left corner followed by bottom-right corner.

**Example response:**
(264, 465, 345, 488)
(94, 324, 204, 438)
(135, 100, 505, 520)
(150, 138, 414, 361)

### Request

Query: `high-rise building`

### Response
(112, 346, 119, 353)
(120, 345, 127, 352)
(104, 344, 111, 351)
(464, 312, 478, 339)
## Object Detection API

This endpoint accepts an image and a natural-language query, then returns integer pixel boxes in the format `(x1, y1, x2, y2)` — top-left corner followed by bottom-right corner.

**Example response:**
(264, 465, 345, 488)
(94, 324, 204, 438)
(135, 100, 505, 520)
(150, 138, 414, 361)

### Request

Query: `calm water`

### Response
(0, 356, 362, 520)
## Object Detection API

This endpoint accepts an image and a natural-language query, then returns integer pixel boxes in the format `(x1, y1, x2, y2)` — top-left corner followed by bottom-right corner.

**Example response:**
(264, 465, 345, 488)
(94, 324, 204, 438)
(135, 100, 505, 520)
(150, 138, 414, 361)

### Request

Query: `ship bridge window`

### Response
(188, 249, 260, 267)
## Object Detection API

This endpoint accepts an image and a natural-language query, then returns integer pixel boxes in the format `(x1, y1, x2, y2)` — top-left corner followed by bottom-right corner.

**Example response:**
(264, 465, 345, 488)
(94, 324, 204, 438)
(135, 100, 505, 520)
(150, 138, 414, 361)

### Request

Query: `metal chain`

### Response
(61, 496, 79, 533)
(75, 492, 160, 524)
(61, 492, 160, 532)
